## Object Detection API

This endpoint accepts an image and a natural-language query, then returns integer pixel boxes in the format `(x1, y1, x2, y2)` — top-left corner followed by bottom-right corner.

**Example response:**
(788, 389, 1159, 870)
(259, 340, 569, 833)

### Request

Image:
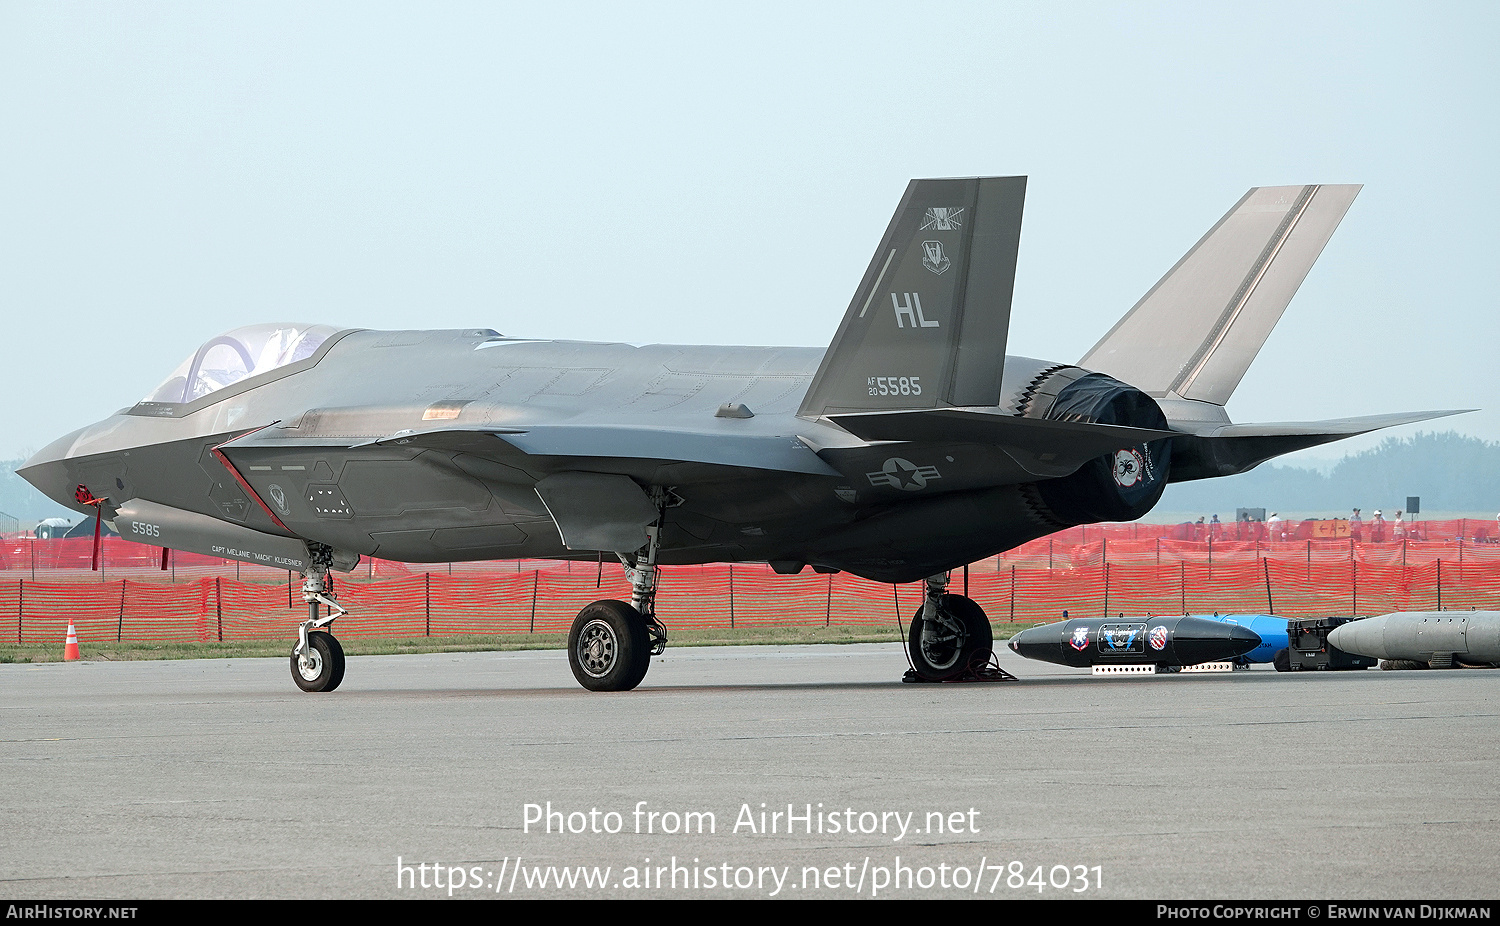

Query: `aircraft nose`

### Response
(16, 428, 88, 511)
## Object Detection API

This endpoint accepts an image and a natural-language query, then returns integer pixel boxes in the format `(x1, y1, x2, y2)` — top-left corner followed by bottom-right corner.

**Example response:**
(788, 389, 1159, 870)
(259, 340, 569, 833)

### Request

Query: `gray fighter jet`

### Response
(19, 177, 1468, 692)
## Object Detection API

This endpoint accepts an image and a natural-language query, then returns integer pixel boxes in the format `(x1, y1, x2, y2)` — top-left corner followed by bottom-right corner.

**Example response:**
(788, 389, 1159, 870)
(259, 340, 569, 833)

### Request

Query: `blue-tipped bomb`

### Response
(1007, 615, 1262, 669)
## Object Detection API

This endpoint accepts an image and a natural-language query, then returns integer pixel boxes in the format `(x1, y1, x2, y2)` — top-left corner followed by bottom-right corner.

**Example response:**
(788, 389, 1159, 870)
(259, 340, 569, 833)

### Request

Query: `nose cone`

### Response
(17, 427, 89, 512)
(1169, 616, 1262, 665)
(1328, 617, 1385, 659)
(1006, 624, 1046, 650)
(1229, 624, 1261, 651)
(1006, 620, 1092, 668)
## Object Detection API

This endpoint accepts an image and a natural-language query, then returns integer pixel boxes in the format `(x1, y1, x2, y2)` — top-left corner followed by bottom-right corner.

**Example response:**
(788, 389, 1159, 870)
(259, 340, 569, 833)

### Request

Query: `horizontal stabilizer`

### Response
(1169, 409, 1474, 482)
(829, 408, 1176, 477)
(1191, 409, 1473, 439)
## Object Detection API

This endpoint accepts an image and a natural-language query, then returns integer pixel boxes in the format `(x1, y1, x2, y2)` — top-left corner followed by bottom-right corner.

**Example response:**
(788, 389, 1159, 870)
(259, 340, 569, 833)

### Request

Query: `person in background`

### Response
(1268, 511, 1283, 542)
(1210, 513, 1221, 540)
(1351, 508, 1363, 543)
(1372, 509, 1386, 543)
(1393, 510, 1405, 540)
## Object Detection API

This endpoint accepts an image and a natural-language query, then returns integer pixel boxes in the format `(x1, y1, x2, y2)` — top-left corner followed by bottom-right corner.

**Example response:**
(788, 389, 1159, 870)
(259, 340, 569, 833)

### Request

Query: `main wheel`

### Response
(907, 594, 993, 681)
(568, 600, 652, 692)
(291, 632, 345, 692)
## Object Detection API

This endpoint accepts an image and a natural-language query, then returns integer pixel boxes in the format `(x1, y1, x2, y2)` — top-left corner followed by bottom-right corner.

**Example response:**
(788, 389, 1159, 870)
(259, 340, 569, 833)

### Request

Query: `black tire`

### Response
(1272, 648, 1291, 673)
(291, 632, 345, 692)
(325, 633, 346, 691)
(907, 594, 993, 681)
(568, 600, 652, 692)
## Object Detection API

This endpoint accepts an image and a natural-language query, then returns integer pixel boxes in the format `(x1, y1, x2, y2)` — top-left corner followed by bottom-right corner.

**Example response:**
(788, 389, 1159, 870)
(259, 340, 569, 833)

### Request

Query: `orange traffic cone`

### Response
(63, 620, 81, 661)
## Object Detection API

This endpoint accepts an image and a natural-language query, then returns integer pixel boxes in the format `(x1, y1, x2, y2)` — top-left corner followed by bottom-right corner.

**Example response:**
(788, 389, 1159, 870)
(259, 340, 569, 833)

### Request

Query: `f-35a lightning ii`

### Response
(19, 177, 1466, 692)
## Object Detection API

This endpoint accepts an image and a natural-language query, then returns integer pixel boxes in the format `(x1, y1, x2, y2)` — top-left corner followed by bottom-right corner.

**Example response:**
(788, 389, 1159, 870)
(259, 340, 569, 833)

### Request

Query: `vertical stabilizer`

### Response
(1079, 184, 1361, 406)
(798, 176, 1026, 418)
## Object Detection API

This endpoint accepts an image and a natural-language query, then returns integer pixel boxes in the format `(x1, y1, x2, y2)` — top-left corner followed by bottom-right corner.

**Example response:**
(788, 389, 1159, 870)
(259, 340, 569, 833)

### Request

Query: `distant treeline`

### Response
(1158, 431, 1497, 517)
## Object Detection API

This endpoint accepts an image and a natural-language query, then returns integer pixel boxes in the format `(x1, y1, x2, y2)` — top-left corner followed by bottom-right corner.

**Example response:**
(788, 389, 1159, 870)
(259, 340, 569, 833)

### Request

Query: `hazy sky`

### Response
(3, 1, 1496, 464)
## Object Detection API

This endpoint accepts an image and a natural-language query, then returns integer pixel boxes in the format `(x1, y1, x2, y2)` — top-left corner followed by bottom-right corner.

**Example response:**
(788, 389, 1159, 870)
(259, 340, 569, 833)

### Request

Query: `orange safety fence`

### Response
(6, 560, 1500, 646)
(8, 533, 1500, 582)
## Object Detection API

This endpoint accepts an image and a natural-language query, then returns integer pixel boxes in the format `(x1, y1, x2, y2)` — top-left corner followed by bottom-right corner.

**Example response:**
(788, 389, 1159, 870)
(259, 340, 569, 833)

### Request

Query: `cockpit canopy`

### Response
(144, 323, 338, 404)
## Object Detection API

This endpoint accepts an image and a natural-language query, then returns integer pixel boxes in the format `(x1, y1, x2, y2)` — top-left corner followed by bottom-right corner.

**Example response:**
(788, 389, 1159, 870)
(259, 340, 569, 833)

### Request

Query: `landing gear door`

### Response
(534, 473, 659, 553)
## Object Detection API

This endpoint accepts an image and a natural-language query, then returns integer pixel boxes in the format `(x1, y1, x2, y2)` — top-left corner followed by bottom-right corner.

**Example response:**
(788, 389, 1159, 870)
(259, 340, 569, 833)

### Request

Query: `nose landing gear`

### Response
(290, 555, 347, 693)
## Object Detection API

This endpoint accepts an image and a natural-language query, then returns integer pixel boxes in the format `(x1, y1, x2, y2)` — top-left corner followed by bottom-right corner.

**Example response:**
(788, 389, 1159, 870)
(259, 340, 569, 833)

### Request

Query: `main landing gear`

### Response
(568, 492, 670, 692)
(904, 572, 1001, 682)
(291, 558, 347, 693)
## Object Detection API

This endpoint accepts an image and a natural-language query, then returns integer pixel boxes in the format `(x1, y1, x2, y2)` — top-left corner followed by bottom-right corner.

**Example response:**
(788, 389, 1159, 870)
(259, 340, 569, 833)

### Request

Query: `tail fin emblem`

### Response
(920, 240, 951, 275)
(921, 207, 964, 231)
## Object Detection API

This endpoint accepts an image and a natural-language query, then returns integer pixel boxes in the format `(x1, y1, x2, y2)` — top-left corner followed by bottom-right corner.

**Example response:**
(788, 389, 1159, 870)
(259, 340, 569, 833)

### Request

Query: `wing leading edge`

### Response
(349, 425, 840, 477)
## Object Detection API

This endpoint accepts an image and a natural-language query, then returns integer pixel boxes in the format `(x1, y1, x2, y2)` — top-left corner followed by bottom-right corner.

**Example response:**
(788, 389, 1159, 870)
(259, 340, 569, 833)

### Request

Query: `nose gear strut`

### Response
(290, 543, 349, 692)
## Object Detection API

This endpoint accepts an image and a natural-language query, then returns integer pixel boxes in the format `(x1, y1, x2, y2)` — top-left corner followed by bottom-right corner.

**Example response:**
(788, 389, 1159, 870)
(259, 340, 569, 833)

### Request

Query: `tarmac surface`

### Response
(1, 642, 1496, 900)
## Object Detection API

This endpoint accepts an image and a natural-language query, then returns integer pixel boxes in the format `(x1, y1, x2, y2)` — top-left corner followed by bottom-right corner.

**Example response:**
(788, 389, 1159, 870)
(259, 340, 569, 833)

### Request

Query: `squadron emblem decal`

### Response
(866, 457, 941, 491)
(1069, 626, 1090, 651)
(1112, 448, 1146, 487)
(1099, 622, 1147, 654)
(1149, 625, 1170, 651)
(921, 207, 964, 231)
(920, 240, 951, 275)
(268, 483, 290, 515)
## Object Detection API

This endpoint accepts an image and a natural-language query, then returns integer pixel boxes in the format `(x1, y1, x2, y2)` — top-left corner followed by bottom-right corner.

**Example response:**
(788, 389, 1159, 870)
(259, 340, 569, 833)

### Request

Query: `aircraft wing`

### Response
(217, 420, 840, 554)
(354, 424, 842, 476)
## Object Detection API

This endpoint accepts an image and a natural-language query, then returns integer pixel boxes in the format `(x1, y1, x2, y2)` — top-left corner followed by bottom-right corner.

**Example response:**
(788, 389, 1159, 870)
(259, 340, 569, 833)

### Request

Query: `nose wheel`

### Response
(292, 631, 346, 692)
(289, 555, 348, 693)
